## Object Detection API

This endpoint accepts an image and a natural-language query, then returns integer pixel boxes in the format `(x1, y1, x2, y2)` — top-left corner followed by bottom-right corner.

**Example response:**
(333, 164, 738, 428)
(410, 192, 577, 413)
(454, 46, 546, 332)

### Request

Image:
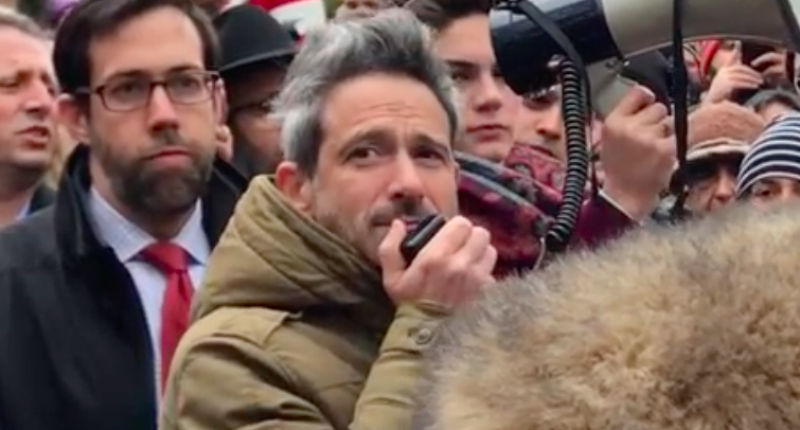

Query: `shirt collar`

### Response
(15, 198, 32, 221)
(87, 188, 210, 264)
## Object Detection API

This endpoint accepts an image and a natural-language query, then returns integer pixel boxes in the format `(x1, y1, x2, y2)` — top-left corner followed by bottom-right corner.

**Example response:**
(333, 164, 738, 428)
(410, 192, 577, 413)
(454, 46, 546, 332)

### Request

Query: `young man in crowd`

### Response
(161, 10, 494, 430)
(215, 3, 296, 177)
(736, 112, 800, 206)
(0, 8, 57, 229)
(514, 52, 672, 166)
(406, 0, 677, 272)
(0, 0, 246, 429)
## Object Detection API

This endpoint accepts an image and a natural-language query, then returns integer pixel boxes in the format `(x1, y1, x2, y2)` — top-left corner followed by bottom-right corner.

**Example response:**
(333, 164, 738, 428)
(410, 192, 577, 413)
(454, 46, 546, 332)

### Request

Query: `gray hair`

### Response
(0, 6, 47, 39)
(273, 8, 461, 176)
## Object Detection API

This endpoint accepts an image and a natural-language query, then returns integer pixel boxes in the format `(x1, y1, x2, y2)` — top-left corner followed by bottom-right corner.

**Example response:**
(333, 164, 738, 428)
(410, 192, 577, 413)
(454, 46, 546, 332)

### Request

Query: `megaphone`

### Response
(491, 0, 800, 114)
(488, 0, 800, 252)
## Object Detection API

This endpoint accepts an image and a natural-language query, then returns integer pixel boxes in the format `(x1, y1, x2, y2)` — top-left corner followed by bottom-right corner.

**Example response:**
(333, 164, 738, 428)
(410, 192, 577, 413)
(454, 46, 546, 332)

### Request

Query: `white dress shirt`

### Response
(15, 198, 31, 221)
(87, 188, 209, 391)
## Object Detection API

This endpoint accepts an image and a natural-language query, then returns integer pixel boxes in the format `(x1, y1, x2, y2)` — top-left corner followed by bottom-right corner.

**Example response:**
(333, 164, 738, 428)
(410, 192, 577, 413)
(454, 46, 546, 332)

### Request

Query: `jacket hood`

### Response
(418, 202, 800, 430)
(193, 176, 393, 331)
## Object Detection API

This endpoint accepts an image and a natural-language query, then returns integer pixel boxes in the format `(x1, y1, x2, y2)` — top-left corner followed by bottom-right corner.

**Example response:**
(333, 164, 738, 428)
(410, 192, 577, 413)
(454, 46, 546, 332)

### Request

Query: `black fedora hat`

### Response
(214, 4, 297, 76)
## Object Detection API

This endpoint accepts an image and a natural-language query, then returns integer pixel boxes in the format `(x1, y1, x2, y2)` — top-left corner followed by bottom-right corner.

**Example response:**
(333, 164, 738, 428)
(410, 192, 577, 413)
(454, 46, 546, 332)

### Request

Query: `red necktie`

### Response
(140, 242, 194, 393)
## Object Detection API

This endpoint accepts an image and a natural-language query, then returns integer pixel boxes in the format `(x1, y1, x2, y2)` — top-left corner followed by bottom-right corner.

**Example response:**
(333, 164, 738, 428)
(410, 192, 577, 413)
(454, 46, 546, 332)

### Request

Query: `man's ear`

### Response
(56, 94, 89, 143)
(275, 161, 313, 214)
(214, 80, 228, 124)
(215, 124, 233, 161)
(590, 116, 604, 147)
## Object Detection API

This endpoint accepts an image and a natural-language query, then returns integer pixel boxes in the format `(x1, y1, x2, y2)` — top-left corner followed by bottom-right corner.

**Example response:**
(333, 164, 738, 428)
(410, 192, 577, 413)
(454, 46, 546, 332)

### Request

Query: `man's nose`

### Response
(388, 153, 425, 200)
(778, 185, 800, 203)
(147, 85, 180, 131)
(534, 103, 562, 139)
(713, 171, 736, 203)
(474, 73, 504, 113)
(21, 80, 54, 119)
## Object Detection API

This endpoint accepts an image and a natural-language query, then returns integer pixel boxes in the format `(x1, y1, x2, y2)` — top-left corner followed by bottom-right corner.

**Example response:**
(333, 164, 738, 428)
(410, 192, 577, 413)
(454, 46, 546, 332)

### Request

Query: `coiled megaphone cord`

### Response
(512, 0, 591, 254)
(546, 58, 591, 253)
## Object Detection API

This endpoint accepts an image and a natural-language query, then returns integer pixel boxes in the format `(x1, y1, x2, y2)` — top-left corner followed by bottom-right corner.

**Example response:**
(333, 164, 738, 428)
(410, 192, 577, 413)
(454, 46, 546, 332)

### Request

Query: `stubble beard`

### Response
(309, 189, 434, 265)
(311, 192, 379, 263)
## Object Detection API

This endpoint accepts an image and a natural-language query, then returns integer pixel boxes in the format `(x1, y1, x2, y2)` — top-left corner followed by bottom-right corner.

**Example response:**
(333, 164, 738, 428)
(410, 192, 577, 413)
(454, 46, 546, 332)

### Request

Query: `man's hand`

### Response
(752, 51, 789, 82)
(378, 216, 496, 311)
(703, 64, 763, 105)
(600, 85, 676, 221)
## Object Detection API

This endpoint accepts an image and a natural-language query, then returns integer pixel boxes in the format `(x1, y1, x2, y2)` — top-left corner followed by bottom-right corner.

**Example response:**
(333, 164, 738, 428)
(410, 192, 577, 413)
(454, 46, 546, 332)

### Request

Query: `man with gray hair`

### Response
(0, 7, 57, 229)
(160, 8, 495, 430)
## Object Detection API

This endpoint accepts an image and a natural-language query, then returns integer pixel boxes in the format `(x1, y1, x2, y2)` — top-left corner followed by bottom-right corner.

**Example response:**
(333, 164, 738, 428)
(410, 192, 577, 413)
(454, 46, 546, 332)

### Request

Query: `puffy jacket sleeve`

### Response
(350, 304, 444, 430)
(160, 305, 442, 430)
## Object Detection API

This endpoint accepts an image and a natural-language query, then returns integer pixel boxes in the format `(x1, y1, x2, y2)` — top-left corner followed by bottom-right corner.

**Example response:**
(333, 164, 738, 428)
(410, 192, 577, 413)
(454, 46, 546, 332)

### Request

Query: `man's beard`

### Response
(229, 125, 282, 177)
(94, 129, 214, 217)
(311, 187, 435, 261)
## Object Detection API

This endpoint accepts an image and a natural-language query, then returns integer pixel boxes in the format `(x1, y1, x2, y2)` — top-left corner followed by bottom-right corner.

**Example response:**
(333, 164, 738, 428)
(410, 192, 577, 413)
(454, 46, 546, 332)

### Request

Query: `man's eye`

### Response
(416, 149, 445, 160)
(172, 76, 202, 90)
(110, 80, 145, 96)
(523, 87, 559, 106)
(0, 77, 20, 89)
(348, 147, 380, 160)
(448, 67, 474, 83)
(255, 100, 275, 115)
(253, 105, 271, 116)
(450, 71, 468, 82)
(752, 185, 776, 198)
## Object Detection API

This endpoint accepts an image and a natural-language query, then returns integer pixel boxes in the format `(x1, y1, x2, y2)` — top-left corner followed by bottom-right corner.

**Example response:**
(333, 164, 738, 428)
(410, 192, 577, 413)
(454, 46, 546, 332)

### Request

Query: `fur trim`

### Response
(688, 102, 765, 150)
(418, 203, 800, 430)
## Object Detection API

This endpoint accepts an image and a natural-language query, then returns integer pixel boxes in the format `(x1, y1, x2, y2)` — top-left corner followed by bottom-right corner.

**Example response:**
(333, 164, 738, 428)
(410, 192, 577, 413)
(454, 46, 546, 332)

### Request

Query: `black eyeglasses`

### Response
(79, 70, 219, 112)
(683, 155, 742, 187)
(230, 92, 280, 118)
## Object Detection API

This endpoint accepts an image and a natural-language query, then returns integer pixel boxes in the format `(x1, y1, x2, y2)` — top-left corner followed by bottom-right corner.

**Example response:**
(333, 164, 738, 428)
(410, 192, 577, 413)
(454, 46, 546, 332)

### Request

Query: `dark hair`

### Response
(404, 0, 491, 32)
(52, 0, 220, 96)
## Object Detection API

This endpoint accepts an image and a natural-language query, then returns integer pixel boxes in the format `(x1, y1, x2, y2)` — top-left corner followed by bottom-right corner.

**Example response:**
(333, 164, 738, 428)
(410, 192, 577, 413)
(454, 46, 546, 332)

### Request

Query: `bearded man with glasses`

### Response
(0, 1, 247, 430)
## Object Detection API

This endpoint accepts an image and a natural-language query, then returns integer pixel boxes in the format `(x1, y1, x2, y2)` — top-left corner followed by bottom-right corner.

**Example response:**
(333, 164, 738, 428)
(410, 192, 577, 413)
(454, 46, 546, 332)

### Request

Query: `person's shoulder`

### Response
(163, 306, 364, 429)
(184, 306, 298, 349)
(0, 207, 59, 273)
(175, 306, 366, 390)
(180, 306, 353, 360)
(0, 209, 62, 329)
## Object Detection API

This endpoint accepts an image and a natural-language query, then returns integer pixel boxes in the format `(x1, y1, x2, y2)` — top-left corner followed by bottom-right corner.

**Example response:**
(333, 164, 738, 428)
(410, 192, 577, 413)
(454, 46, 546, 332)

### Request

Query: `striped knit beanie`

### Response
(735, 112, 800, 197)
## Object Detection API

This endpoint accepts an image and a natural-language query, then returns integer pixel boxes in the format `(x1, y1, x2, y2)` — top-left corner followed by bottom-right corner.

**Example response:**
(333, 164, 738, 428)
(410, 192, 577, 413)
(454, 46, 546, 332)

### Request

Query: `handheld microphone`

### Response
(400, 215, 446, 266)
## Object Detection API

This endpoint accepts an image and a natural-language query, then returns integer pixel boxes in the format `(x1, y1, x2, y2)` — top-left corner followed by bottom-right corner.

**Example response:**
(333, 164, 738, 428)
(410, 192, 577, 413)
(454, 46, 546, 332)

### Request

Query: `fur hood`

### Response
(417, 203, 800, 430)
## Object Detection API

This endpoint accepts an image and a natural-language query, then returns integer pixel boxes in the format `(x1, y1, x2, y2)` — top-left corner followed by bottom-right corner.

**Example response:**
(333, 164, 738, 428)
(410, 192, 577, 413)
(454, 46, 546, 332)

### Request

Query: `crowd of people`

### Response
(1, 0, 800, 429)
